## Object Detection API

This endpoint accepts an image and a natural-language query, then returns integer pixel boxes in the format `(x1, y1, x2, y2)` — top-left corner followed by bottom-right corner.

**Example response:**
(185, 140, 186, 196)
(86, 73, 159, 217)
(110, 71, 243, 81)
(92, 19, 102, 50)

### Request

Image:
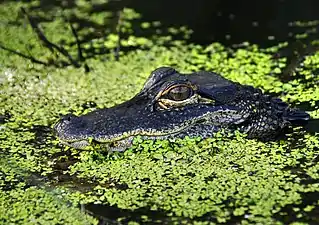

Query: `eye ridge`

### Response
(166, 84, 194, 101)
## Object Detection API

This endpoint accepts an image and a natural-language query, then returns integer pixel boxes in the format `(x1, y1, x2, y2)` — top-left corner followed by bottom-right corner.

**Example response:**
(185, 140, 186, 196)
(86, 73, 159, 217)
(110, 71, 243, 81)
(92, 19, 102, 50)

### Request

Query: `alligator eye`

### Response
(167, 85, 193, 101)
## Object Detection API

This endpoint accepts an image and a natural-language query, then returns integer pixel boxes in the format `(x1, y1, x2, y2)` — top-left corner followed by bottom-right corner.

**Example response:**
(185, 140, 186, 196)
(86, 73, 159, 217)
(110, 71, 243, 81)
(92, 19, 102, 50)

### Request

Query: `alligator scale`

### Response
(54, 67, 310, 150)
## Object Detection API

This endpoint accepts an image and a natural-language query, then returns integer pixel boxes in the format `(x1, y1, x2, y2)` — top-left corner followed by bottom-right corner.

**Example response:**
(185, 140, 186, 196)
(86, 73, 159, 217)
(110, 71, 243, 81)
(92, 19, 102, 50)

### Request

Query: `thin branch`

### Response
(114, 8, 123, 61)
(0, 43, 49, 66)
(68, 20, 90, 72)
(68, 21, 83, 61)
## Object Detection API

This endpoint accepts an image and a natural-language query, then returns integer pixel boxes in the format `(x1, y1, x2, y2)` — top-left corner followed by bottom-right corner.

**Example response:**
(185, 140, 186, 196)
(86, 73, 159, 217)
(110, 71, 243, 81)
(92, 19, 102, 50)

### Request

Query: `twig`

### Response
(0, 43, 49, 66)
(68, 20, 90, 72)
(114, 8, 123, 61)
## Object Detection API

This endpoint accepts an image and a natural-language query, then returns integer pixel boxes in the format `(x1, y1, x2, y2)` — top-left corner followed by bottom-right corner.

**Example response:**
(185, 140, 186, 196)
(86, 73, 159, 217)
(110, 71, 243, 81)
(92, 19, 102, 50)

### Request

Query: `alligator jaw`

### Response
(59, 139, 91, 150)
(59, 136, 135, 152)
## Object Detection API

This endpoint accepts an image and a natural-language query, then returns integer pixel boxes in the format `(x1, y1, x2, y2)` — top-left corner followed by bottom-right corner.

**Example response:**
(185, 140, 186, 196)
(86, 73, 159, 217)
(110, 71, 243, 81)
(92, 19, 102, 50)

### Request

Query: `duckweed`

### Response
(0, 1, 318, 224)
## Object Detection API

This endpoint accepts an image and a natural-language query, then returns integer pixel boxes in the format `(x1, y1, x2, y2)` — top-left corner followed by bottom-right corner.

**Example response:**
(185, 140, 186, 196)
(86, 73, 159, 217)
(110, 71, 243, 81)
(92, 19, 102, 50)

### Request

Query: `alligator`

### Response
(54, 67, 310, 151)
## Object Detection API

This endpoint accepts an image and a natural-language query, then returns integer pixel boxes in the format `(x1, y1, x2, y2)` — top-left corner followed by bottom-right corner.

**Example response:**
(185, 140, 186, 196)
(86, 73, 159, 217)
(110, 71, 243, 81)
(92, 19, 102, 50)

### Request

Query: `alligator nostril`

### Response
(61, 114, 77, 124)
(53, 114, 77, 134)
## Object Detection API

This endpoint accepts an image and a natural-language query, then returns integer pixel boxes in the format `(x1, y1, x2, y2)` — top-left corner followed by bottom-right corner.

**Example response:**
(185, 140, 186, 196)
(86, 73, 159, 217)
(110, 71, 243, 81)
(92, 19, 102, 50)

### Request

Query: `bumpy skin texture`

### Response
(54, 67, 310, 150)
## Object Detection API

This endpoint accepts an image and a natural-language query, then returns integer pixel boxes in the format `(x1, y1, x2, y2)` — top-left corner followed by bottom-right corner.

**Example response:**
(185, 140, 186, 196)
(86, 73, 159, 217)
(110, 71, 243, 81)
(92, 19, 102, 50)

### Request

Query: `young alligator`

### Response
(54, 67, 310, 151)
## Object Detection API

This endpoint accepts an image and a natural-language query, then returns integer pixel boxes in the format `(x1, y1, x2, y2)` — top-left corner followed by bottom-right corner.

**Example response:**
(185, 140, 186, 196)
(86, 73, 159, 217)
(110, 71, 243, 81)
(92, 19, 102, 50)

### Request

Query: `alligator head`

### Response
(54, 67, 310, 151)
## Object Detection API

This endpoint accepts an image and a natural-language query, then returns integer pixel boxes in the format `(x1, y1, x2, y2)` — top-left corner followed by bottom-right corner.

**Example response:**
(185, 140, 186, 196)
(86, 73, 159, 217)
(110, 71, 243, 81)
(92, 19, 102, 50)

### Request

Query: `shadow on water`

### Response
(83, 204, 179, 225)
(83, 189, 319, 224)
(274, 192, 319, 224)
(83, 201, 249, 225)
(1, 0, 318, 74)
(305, 119, 319, 134)
(125, 0, 319, 47)
(2, 0, 319, 48)
(0, 112, 11, 124)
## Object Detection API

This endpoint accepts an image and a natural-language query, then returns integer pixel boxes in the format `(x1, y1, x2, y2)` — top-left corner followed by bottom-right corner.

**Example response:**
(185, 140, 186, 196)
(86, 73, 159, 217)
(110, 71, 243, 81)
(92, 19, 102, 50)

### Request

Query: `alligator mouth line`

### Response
(58, 108, 244, 151)
(59, 128, 186, 151)
(58, 116, 207, 150)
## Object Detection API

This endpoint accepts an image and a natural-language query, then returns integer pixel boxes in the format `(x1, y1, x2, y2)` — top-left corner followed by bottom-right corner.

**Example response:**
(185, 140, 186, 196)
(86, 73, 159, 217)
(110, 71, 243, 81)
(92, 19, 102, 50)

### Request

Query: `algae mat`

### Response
(1, 2, 319, 225)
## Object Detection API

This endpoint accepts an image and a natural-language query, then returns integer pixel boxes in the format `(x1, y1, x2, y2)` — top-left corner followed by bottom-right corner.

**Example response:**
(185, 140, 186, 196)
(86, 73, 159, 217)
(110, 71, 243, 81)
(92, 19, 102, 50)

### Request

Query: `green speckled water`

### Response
(0, 1, 319, 224)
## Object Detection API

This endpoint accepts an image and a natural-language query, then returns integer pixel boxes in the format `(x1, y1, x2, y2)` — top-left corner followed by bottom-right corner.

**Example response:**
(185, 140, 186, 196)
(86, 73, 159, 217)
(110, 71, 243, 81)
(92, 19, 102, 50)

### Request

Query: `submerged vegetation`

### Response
(0, 1, 318, 224)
